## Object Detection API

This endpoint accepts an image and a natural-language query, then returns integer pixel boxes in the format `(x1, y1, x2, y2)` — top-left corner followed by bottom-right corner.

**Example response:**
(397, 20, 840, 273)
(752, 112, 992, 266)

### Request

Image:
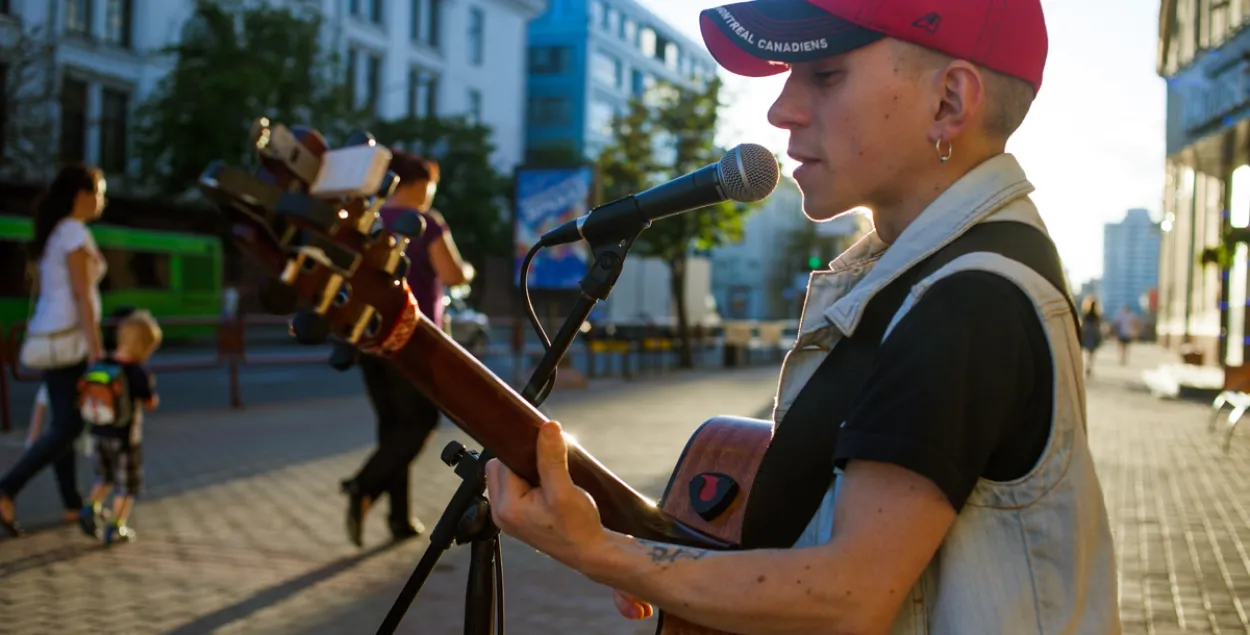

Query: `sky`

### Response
(634, 0, 1169, 286)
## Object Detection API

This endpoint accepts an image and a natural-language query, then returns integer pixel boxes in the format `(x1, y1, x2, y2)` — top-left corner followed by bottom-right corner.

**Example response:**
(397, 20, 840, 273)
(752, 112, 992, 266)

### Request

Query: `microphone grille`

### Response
(718, 143, 781, 203)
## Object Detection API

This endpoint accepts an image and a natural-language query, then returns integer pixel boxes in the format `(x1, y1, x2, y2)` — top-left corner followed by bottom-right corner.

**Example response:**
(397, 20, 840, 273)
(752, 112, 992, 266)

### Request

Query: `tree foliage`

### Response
(130, 0, 512, 286)
(597, 75, 763, 367)
(0, 23, 57, 182)
(132, 0, 354, 197)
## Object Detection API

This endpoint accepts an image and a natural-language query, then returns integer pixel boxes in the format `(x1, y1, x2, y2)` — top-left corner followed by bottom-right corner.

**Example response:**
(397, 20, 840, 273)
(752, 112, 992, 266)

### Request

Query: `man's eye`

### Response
(813, 70, 841, 83)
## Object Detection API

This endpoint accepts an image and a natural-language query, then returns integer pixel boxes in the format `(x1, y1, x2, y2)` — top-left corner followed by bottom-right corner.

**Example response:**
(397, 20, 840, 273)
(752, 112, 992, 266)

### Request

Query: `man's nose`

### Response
(767, 77, 809, 130)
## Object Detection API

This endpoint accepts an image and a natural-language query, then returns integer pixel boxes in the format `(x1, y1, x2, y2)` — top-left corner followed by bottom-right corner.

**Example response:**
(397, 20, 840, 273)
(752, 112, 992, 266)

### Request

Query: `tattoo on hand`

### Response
(639, 540, 708, 565)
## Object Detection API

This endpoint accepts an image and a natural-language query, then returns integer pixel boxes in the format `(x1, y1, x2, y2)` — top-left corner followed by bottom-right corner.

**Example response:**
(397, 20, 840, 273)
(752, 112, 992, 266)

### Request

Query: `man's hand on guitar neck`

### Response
(484, 421, 610, 567)
(485, 420, 960, 635)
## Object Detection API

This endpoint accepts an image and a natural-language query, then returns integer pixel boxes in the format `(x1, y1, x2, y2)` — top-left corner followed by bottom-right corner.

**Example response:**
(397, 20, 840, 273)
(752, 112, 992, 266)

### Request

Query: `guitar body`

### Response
(654, 415, 775, 635)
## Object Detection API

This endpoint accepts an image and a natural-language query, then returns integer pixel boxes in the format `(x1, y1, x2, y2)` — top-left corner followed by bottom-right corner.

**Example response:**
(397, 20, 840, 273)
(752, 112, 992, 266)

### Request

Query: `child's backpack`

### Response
(78, 361, 133, 428)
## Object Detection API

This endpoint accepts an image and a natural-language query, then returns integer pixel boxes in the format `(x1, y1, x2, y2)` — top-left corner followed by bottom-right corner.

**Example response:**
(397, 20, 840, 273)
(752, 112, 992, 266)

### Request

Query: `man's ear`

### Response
(928, 61, 987, 145)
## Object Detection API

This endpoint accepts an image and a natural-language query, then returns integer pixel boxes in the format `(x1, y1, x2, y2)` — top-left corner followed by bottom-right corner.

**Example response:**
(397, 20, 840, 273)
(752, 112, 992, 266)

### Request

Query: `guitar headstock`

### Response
(197, 116, 428, 358)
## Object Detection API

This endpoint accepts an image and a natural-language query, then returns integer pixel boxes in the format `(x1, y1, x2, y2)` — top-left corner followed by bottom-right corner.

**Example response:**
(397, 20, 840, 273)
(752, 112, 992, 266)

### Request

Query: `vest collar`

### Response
(821, 153, 1037, 335)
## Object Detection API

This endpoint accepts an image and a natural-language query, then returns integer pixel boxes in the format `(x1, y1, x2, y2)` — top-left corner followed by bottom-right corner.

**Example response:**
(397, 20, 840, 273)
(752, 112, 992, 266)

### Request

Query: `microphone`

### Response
(538, 143, 780, 248)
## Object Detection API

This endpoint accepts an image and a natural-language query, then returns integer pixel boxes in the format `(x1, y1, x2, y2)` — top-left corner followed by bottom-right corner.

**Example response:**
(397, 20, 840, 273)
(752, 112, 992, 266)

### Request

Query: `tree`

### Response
(132, 0, 355, 198)
(369, 115, 513, 271)
(597, 76, 763, 368)
(0, 23, 57, 182)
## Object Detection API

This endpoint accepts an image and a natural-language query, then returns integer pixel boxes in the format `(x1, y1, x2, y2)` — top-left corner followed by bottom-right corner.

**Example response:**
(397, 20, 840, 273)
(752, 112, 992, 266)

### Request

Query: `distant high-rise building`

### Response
(1101, 208, 1160, 315)
(523, 0, 717, 163)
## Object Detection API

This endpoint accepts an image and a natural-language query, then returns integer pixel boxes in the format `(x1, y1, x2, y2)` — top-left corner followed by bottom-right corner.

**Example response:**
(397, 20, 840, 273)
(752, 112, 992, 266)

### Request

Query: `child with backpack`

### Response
(77, 310, 161, 544)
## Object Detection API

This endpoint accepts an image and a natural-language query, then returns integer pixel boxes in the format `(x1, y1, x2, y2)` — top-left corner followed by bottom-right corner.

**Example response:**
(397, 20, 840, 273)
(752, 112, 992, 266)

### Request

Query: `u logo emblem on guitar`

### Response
(689, 472, 739, 522)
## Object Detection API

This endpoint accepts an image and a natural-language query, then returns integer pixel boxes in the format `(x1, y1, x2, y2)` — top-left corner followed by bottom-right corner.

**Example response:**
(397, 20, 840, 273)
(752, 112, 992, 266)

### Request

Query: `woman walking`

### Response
(0, 164, 108, 536)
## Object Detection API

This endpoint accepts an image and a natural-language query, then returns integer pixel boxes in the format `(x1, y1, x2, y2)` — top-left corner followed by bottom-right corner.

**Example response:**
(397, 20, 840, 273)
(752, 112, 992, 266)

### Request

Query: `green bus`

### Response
(0, 215, 223, 341)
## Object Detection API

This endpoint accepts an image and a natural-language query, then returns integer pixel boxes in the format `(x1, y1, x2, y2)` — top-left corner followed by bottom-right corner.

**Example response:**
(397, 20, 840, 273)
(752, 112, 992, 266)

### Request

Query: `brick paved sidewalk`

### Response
(1084, 345, 1250, 635)
(0, 365, 783, 635)
(5, 342, 1250, 635)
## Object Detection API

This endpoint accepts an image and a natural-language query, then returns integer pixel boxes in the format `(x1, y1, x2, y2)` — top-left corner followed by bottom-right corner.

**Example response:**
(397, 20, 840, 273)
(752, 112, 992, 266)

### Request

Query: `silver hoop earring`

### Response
(936, 138, 953, 163)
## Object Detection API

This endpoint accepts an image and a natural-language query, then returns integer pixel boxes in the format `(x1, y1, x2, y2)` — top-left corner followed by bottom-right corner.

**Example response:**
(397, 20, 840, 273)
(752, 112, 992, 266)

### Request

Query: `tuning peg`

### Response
(344, 130, 376, 147)
(328, 340, 358, 371)
(394, 253, 411, 281)
(377, 171, 400, 199)
(290, 309, 331, 345)
(392, 211, 426, 241)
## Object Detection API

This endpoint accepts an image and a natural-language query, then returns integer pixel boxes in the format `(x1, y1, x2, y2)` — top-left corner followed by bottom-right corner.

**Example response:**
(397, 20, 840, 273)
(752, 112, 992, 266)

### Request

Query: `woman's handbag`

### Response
(19, 325, 89, 370)
(16, 264, 88, 370)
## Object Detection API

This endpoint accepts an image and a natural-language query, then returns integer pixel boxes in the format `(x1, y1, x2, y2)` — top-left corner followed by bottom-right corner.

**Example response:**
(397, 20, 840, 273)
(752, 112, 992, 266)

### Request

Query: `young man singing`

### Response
(485, 1, 1121, 633)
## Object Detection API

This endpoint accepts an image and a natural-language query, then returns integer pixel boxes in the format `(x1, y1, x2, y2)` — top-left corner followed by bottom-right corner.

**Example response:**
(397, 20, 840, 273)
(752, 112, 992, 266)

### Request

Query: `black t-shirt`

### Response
(832, 271, 1054, 512)
(89, 358, 154, 440)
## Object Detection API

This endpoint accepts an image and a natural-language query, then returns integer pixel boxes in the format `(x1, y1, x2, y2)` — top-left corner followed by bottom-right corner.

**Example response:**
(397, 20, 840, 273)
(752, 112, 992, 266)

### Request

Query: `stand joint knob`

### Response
(441, 441, 468, 467)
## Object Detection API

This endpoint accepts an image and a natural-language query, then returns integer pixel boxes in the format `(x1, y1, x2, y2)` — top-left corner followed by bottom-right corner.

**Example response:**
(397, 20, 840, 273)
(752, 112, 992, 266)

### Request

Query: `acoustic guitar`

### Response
(197, 119, 778, 635)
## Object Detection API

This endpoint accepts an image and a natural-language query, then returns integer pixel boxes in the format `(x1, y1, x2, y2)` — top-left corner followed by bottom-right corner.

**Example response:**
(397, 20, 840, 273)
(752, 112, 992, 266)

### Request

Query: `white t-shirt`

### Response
(28, 218, 106, 334)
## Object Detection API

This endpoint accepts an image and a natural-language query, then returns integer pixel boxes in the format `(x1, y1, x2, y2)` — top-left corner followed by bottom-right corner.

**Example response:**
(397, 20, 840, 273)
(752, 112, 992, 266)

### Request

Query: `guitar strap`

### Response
(739, 220, 1079, 550)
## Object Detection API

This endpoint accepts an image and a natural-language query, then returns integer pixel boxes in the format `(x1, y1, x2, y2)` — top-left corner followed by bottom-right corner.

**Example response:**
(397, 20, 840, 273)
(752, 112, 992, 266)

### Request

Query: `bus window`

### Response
(99, 249, 171, 291)
(180, 254, 218, 292)
(0, 239, 33, 299)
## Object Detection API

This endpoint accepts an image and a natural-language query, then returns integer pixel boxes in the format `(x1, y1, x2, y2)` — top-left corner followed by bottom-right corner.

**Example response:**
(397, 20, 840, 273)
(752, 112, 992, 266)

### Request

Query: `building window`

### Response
(467, 89, 482, 123)
(349, 0, 360, 16)
(59, 76, 88, 164)
(468, 7, 484, 66)
(623, 17, 637, 44)
(411, 0, 442, 48)
(606, 7, 619, 32)
(591, 50, 622, 89)
(345, 47, 358, 106)
(632, 69, 650, 97)
(369, 0, 383, 24)
(0, 64, 7, 158)
(589, 0, 604, 28)
(104, 0, 133, 48)
(639, 27, 656, 58)
(664, 43, 679, 72)
(527, 97, 569, 127)
(0, 0, 10, 14)
(408, 68, 438, 118)
(99, 87, 129, 174)
(365, 53, 382, 114)
(529, 46, 570, 74)
(65, 0, 91, 36)
(653, 34, 671, 63)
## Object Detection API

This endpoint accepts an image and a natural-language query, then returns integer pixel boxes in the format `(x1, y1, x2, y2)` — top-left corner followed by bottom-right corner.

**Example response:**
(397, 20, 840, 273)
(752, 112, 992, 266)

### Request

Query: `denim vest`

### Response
(781, 154, 1121, 634)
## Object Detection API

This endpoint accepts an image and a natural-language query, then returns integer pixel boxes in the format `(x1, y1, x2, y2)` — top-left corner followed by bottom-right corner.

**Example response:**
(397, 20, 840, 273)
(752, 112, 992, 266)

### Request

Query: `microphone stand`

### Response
(374, 225, 646, 635)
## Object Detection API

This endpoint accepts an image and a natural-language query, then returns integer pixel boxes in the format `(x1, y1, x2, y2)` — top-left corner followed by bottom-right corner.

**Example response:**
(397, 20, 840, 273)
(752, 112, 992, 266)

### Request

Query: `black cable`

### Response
(518, 241, 556, 401)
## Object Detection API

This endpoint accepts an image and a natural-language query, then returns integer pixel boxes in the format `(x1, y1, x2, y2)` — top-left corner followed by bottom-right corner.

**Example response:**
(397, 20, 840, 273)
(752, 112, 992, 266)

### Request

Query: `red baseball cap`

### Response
(699, 0, 1048, 93)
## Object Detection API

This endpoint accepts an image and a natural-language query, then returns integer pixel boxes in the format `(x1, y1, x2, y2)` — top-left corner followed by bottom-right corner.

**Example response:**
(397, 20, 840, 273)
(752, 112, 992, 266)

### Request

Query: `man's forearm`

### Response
(580, 532, 875, 635)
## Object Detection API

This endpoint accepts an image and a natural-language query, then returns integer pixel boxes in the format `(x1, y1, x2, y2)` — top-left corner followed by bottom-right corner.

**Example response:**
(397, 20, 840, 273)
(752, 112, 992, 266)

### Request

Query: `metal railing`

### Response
(0, 315, 792, 433)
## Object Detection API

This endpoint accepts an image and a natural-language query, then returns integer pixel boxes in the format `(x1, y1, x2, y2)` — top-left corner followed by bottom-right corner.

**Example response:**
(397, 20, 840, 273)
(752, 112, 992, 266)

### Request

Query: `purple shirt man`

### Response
(379, 204, 448, 328)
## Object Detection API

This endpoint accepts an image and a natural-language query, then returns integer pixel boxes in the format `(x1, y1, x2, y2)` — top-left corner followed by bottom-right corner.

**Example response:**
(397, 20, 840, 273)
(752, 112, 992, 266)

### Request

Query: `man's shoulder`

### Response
(909, 269, 1036, 318)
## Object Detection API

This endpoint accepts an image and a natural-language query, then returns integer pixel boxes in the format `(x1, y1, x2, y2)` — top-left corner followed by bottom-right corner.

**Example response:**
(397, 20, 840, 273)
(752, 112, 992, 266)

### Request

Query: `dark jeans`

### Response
(0, 361, 87, 510)
(352, 354, 441, 523)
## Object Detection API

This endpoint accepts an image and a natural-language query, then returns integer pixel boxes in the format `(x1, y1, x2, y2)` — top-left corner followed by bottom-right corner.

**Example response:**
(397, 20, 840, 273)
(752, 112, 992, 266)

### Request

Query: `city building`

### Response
(1154, 1, 1250, 366)
(523, 0, 718, 162)
(0, 0, 546, 191)
(709, 178, 869, 321)
(1101, 208, 1161, 318)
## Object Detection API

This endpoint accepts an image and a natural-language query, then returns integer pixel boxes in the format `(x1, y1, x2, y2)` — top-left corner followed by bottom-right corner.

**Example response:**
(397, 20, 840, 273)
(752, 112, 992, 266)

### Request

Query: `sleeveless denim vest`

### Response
(777, 154, 1122, 634)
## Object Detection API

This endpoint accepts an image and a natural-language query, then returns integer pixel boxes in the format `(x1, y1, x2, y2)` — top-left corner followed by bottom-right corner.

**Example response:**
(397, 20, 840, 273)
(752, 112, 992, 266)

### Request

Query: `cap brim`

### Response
(699, 0, 885, 77)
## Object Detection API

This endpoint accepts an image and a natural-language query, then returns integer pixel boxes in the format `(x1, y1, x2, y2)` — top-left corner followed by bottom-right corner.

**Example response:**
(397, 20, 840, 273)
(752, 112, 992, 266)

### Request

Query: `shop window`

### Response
(1226, 164, 1250, 366)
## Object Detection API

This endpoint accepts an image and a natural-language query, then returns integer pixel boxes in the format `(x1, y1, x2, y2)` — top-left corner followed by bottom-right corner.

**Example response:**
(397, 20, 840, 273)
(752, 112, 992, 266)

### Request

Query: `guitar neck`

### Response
(386, 314, 733, 550)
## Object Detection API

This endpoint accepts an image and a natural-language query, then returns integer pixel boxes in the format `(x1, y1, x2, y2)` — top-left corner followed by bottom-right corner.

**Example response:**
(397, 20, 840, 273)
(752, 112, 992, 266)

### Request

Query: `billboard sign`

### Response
(513, 167, 594, 290)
